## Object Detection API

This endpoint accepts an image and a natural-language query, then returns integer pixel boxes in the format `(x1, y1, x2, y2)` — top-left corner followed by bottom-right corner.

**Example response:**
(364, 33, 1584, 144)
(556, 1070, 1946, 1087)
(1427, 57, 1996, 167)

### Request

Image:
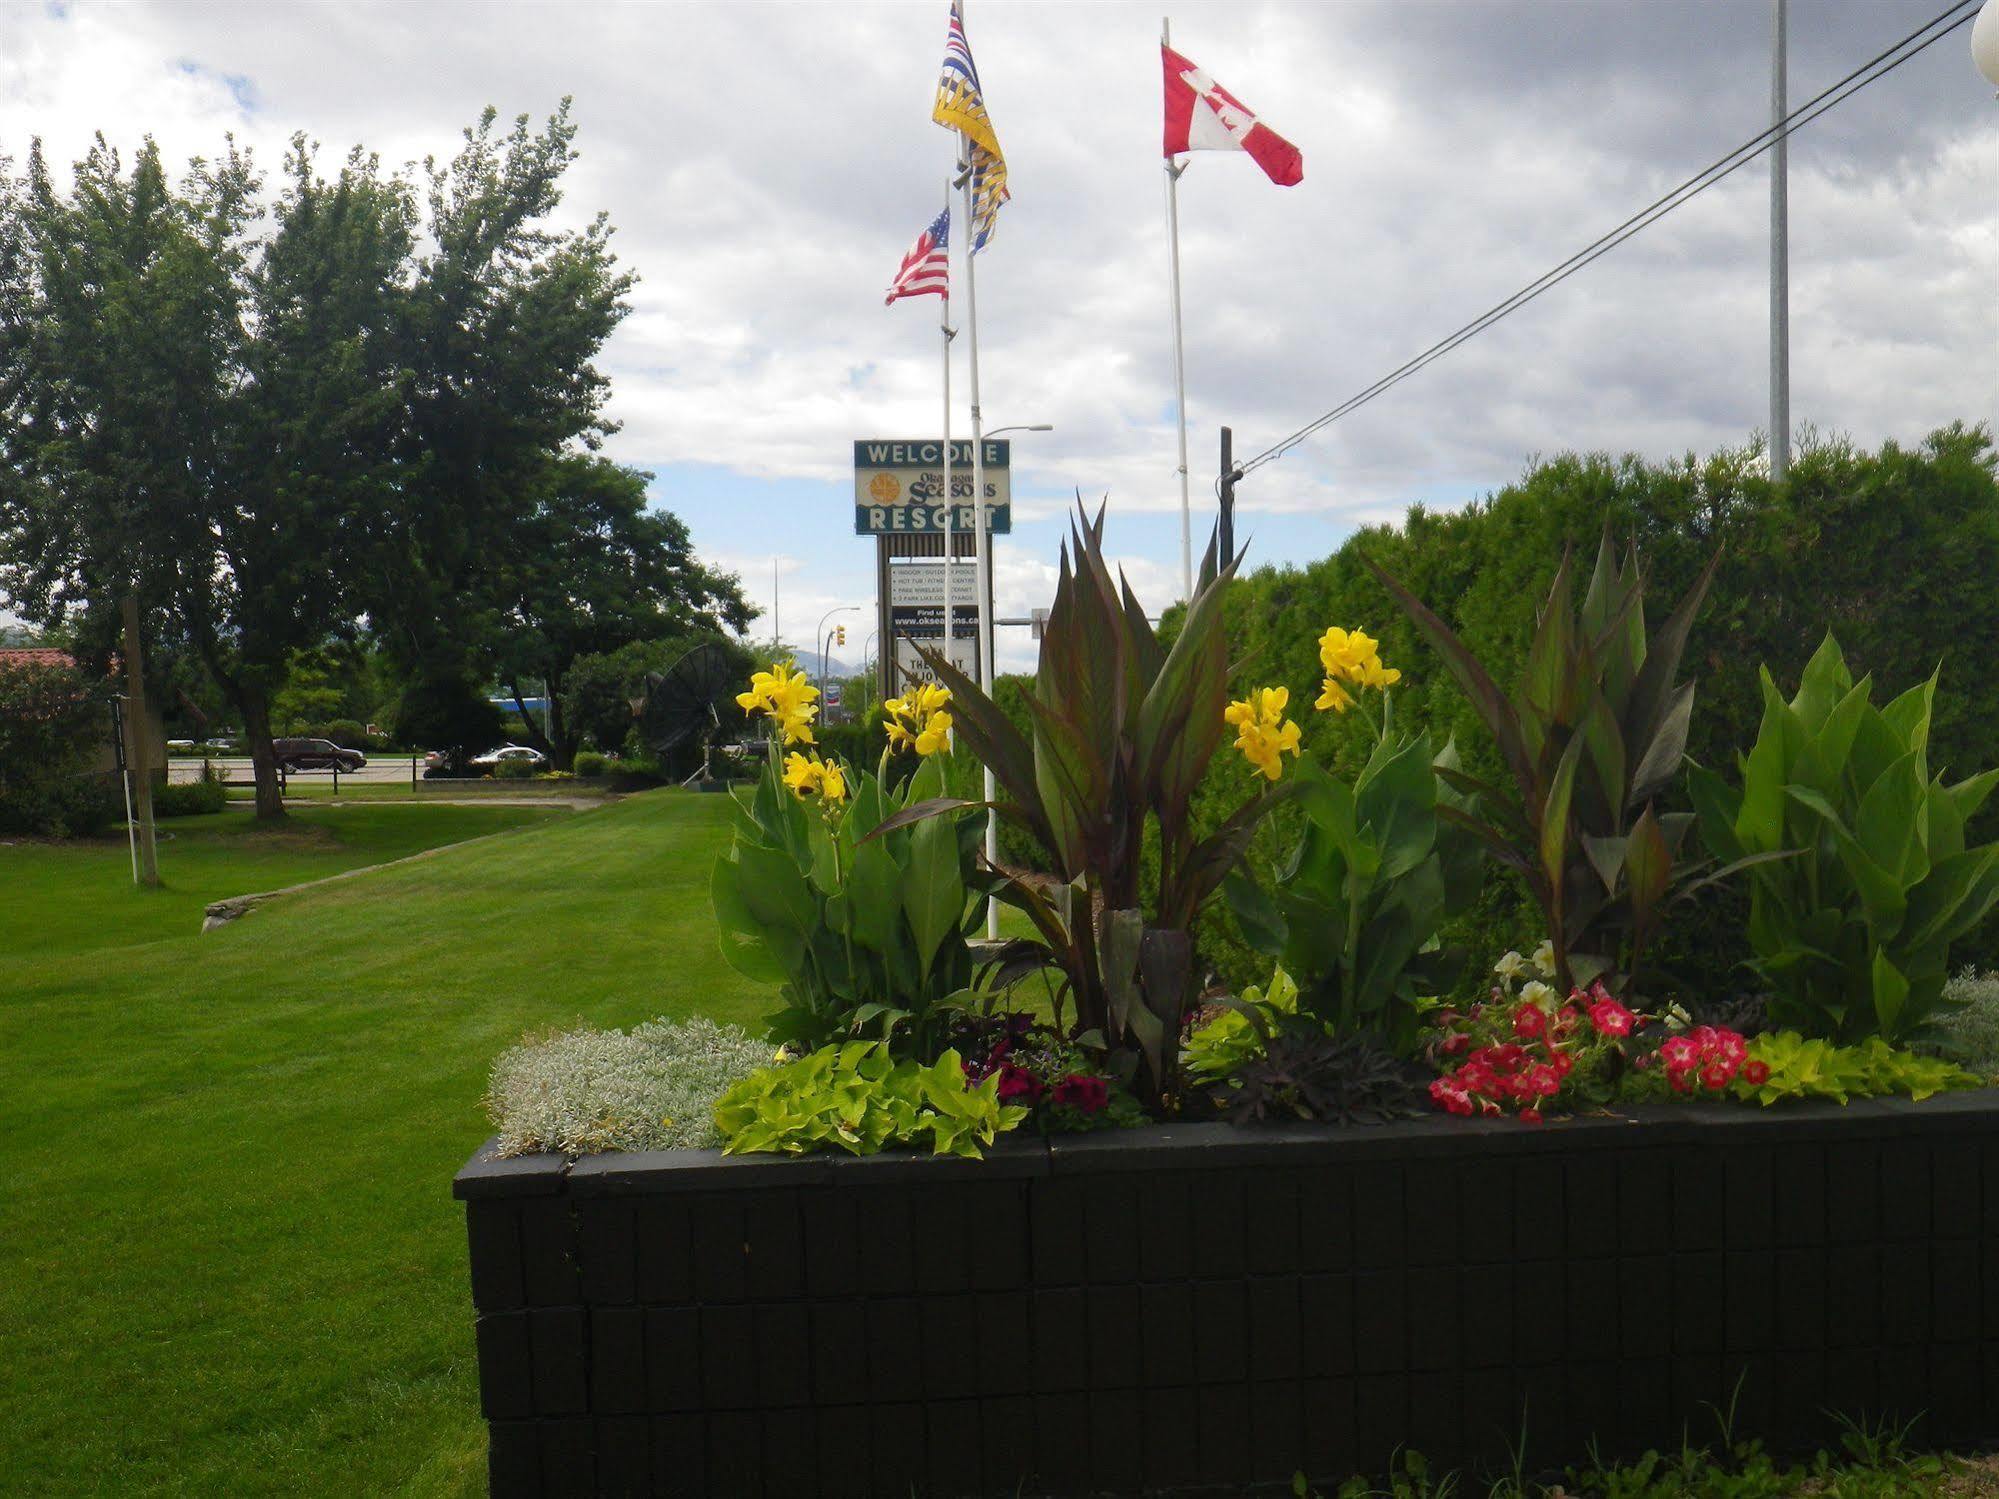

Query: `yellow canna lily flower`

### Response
(912, 711, 953, 757)
(1315, 676, 1354, 714)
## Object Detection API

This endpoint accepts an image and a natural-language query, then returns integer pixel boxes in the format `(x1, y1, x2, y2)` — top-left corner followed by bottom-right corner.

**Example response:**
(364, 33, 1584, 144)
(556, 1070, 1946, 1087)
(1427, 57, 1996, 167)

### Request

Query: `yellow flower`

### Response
(884, 683, 953, 757)
(741, 661, 819, 745)
(782, 751, 847, 806)
(1224, 687, 1302, 781)
(1313, 624, 1400, 712)
(913, 710, 953, 757)
(1318, 626, 1380, 680)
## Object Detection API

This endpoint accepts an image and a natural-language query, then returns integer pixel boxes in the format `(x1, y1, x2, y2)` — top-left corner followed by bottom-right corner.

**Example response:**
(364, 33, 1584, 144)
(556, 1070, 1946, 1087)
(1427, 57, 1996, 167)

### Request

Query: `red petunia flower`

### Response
(1051, 1073, 1109, 1114)
(1587, 997, 1636, 1038)
(1741, 1059, 1770, 1086)
(994, 1064, 1045, 1104)
(1513, 1004, 1547, 1039)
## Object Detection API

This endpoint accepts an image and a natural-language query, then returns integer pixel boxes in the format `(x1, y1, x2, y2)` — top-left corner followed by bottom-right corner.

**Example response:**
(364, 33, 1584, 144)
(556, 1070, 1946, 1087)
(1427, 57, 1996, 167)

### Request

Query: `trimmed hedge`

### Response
(153, 778, 227, 818)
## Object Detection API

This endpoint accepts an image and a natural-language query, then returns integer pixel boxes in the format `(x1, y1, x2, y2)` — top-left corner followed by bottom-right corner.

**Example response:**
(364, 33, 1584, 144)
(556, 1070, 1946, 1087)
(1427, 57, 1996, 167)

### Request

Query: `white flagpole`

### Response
(959, 131, 1000, 939)
(1163, 16, 1193, 604)
(941, 205, 955, 703)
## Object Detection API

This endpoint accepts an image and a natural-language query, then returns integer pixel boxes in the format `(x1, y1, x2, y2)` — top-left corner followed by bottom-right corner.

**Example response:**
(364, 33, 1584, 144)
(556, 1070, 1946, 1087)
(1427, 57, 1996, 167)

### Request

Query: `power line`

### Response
(1234, 0, 1981, 482)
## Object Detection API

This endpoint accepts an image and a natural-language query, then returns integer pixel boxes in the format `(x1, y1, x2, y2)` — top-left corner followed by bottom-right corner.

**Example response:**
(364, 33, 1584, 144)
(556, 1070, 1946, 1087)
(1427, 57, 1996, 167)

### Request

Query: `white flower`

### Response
(1493, 950, 1529, 981)
(1519, 980, 1555, 1008)
(1531, 939, 1557, 978)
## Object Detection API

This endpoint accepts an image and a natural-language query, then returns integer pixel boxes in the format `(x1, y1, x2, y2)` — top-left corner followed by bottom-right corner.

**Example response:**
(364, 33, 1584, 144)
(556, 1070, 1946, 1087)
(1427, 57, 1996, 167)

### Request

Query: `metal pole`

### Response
(960, 125, 1000, 938)
(1164, 16, 1193, 603)
(1219, 424, 1240, 566)
(942, 193, 956, 700)
(1770, 0, 1791, 482)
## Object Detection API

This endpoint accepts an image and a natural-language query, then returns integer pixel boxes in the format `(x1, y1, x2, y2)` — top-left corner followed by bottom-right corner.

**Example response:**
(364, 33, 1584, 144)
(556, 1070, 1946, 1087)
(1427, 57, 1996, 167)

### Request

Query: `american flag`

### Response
(885, 207, 950, 306)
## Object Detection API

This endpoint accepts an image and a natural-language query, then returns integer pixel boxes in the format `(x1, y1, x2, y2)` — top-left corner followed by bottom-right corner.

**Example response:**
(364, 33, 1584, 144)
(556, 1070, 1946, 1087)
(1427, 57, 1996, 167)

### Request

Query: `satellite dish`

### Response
(635, 642, 741, 786)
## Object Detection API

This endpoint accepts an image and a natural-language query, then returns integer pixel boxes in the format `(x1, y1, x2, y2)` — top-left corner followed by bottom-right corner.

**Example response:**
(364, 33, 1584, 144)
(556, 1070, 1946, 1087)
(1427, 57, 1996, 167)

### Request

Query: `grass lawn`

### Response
(1, 801, 567, 960)
(0, 790, 766, 1497)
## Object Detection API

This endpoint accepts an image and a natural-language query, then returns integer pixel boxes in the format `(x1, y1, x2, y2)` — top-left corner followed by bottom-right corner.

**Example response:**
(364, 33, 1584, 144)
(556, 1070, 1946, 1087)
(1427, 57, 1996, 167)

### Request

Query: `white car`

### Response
(469, 744, 548, 769)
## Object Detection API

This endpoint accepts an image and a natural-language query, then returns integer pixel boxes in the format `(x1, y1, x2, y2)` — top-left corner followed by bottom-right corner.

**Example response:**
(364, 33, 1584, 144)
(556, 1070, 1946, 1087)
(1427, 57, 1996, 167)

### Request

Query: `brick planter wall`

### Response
(455, 1095, 1999, 1497)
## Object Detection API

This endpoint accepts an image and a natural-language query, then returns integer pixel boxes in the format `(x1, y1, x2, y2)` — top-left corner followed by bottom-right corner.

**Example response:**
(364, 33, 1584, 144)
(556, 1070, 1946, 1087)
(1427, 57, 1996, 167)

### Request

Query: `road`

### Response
(167, 756, 425, 786)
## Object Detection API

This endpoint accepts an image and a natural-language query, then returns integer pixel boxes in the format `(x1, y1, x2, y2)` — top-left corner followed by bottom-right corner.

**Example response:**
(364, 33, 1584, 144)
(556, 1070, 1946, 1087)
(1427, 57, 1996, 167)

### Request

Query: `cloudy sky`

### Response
(5, 0, 1994, 669)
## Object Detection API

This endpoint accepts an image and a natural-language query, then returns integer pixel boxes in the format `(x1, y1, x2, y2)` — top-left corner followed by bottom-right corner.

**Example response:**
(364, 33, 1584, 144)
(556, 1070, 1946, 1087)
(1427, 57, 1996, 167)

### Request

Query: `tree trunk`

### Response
(547, 670, 574, 771)
(240, 686, 286, 821)
(508, 682, 555, 762)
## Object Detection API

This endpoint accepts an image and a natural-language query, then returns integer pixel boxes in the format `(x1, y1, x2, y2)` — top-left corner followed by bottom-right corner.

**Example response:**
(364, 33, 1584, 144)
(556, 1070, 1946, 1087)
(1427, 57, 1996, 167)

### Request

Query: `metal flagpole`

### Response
(1769, 0, 1791, 482)
(941, 203, 955, 704)
(1163, 15, 1193, 603)
(960, 131, 1001, 938)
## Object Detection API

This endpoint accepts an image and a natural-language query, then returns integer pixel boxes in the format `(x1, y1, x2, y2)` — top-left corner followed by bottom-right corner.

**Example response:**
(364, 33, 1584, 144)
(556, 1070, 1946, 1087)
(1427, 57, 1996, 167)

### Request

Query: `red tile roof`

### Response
(0, 648, 75, 671)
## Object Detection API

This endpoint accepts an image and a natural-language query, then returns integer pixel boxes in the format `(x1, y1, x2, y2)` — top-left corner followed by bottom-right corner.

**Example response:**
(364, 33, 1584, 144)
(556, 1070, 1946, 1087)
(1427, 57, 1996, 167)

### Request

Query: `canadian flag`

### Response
(1161, 43, 1303, 187)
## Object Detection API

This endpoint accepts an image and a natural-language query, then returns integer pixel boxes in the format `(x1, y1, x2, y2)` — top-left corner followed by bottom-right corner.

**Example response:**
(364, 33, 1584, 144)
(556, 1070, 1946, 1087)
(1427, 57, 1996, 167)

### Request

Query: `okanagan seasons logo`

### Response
(867, 473, 901, 504)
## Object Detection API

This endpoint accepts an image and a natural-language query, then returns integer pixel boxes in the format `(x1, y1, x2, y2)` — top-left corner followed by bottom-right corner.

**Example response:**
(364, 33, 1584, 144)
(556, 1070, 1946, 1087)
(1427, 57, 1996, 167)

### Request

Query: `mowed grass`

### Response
(0, 791, 768, 1497)
(1, 801, 565, 959)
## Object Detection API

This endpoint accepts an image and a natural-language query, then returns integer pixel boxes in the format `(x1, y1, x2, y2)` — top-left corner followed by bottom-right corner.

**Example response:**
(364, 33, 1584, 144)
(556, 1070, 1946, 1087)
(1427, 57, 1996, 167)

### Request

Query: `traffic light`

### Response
(835, 625, 846, 647)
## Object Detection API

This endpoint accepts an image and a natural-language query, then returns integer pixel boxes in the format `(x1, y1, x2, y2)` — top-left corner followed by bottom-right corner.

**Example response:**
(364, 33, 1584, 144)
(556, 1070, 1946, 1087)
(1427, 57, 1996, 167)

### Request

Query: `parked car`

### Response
(470, 744, 548, 770)
(271, 737, 367, 772)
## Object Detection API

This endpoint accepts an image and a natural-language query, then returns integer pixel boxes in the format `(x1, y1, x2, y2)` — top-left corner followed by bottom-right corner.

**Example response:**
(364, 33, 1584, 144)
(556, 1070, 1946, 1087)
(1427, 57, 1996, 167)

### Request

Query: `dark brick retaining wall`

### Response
(455, 1096, 1999, 1497)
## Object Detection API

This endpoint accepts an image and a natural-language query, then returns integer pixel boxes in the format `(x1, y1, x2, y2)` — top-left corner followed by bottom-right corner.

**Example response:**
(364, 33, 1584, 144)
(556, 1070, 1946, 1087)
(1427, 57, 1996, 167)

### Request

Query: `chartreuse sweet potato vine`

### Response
(713, 1041, 1027, 1158)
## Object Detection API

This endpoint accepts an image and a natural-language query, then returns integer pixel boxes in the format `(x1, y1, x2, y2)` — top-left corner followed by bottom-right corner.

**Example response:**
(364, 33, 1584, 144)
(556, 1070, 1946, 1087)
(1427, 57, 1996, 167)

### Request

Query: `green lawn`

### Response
(0, 790, 766, 1497)
(1, 801, 566, 959)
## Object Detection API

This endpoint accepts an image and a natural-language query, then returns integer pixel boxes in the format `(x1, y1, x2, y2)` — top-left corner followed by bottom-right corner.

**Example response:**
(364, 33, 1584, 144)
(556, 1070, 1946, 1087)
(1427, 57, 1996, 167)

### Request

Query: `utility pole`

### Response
(1218, 425, 1240, 565)
(120, 592, 159, 887)
(1769, 0, 1791, 482)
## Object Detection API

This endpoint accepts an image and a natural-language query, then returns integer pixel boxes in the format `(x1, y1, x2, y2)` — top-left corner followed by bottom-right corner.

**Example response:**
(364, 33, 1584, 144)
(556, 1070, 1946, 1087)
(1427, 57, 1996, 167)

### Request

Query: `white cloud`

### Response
(4, 0, 1992, 614)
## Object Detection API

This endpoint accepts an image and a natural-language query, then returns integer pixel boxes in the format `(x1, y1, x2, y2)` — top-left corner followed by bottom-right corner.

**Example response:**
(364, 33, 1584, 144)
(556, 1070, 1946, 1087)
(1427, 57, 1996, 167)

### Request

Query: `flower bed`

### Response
(456, 1091, 1999, 1498)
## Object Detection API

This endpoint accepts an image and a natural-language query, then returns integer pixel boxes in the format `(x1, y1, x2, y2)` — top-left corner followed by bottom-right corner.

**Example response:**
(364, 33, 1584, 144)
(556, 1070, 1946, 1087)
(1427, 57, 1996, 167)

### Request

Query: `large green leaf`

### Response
(710, 853, 791, 982)
(1354, 732, 1438, 882)
(1687, 763, 1746, 863)
(1539, 734, 1584, 894)
(901, 812, 963, 975)
(1737, 670, 1799, 852)
(1624, 545, 1720, 753)
(1902, 847, 1999, 952)
(1853, 749, 1927, 887)
(1870, 946, 1910, 1037)
(1627, 678, 1692, 808)
(1623, 804, 1672, 922)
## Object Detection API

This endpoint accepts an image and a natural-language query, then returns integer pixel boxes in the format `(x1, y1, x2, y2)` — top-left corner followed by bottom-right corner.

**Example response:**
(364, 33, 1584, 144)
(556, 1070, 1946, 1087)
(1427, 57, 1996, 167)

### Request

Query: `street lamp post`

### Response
(964, 422, 1052, 939)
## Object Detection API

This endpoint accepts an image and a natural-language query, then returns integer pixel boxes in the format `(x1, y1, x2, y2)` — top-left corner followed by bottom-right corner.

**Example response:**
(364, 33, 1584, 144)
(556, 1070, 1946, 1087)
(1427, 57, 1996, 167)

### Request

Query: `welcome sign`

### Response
(853, 438, 1011, 535)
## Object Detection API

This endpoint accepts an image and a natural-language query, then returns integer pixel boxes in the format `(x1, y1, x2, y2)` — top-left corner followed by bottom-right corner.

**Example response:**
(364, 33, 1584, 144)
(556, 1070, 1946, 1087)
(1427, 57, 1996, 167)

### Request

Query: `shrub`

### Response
(1183, 967, 1301, 1092)
(153, 778, 226, 817)
(0, 659, 118, 837)
(1690, 634, 1999, 1043)
(484, 1015, 769, 1157)
(492, 757, 536, 780)
(713, 1041, 1027, 1158)
(1222, 1021, 1428, 1126)
(573, 750, 608, 777)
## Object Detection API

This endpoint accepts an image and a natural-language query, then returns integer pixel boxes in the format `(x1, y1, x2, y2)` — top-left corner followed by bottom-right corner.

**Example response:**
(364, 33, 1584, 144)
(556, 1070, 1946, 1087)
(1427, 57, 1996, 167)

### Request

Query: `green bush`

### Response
(492, 758, 536, 780)
(153, 778, 227, 817)
(713, 1041, 1027, 1158)
(1931, 970, 1999, 1072)
(0, 659, 119, 837)
(572, 750, 608, 777)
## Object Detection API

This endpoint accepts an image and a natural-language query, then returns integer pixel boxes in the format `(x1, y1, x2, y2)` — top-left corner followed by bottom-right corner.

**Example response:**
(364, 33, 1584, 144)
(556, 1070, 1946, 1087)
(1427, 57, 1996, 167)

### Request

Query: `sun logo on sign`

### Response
(868, 473, 900, 504)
